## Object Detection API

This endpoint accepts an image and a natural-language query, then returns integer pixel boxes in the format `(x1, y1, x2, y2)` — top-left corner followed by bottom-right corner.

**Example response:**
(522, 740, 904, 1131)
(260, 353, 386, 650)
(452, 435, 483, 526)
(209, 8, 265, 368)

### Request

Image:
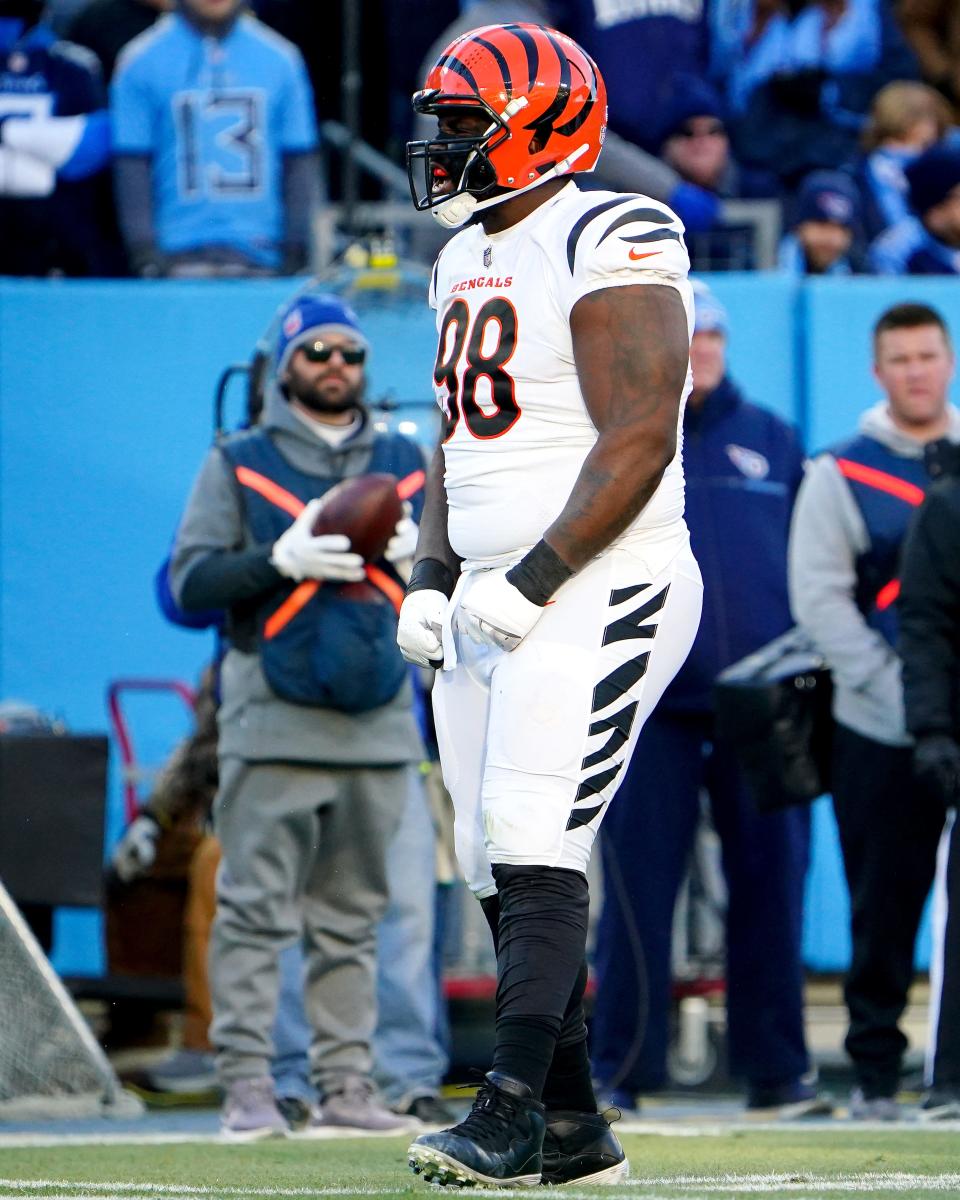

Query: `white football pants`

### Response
(432, 536, 703, 898)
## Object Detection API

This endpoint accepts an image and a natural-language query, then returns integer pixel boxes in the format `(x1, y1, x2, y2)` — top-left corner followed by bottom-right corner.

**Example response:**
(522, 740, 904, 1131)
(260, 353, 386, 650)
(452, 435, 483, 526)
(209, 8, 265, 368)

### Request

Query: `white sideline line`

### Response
(1, 1119, 958, 1148)
(4, 1175, 960, 1198)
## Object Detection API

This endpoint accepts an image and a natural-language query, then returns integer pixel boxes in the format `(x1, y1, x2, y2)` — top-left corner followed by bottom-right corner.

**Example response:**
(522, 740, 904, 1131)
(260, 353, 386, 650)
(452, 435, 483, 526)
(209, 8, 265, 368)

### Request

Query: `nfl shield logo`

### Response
(483, 246, 492, 268)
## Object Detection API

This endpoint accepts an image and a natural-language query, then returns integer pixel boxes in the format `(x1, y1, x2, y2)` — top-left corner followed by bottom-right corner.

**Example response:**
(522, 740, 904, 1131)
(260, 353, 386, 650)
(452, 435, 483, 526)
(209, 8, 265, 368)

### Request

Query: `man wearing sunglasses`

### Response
(657, 76, 780, 269)
(169, 291, 432, 1139)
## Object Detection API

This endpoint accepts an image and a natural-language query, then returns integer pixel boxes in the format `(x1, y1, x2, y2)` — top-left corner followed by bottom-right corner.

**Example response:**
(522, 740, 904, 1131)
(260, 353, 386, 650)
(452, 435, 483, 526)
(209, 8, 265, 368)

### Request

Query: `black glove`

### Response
(913, 734, 960, 810)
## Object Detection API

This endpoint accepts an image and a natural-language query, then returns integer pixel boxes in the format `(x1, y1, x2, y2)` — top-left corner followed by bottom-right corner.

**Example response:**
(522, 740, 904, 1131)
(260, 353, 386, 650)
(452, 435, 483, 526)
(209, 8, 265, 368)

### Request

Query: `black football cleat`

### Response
(540, 1109, 629, 1186)
(407, 1070, 545, 1188)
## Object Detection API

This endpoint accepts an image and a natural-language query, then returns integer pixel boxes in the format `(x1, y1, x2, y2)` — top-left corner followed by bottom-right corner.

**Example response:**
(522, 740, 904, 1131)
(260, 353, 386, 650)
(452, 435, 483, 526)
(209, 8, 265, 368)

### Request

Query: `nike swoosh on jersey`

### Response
(628, 248, 663, 261)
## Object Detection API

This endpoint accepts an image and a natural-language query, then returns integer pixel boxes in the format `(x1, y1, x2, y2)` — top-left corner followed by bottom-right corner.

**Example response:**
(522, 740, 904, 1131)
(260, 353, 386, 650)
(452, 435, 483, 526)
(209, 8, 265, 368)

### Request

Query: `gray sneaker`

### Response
(147, 1049, 218, 1095)
(221, 1077, 288, 1142)
(920, 1089, 960, 1120)
(848, 1087, 900, 1121)
(302, 1075, 421, 1136)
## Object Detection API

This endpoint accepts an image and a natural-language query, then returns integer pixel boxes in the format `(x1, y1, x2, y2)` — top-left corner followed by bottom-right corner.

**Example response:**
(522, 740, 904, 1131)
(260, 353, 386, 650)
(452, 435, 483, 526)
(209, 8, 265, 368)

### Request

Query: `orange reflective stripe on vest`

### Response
(875, 579, 901, 612)
(235, 465, 405, 635)
(264, 581, 319, 639)
(365, 564, 404, 614)
(397, 469, 426, 501)
(834, 458, 925, 507)
(835, 457, 923, 616)
(235, 466, 305, 519)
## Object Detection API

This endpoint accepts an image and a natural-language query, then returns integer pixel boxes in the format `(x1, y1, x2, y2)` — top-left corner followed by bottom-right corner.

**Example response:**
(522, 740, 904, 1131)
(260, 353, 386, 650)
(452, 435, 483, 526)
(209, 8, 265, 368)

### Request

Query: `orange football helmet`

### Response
(407, 22, 607, 228)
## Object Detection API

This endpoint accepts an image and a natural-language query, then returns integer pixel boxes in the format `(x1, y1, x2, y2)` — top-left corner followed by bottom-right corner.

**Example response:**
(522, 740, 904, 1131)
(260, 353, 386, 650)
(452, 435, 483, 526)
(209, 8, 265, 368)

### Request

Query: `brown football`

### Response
(311, 473, 402, 563)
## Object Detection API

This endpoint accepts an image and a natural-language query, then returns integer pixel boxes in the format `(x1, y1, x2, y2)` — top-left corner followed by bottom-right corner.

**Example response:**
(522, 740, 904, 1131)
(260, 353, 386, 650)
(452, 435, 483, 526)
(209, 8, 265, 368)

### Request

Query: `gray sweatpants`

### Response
(210, 754, 406, 1089)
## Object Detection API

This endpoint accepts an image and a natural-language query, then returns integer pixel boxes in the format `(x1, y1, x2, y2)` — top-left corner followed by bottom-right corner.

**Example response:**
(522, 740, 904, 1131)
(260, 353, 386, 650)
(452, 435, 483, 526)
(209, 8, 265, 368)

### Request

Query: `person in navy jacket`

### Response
(0, 0, 116, 275)
(590, 281, 828, 1118)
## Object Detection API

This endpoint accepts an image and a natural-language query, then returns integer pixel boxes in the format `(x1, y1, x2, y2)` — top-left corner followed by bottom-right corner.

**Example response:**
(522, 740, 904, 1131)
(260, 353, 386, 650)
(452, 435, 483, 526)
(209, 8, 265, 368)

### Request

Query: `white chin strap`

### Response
(431, 189, 481, 229)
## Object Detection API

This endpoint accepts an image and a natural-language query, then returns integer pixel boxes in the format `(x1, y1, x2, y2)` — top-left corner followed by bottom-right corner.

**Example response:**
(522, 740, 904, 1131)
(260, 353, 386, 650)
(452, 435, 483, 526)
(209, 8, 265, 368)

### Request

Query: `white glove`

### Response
(385, 511, 419, 564)
(397, 588, 447, 666)
(458, 571, 544, 652)
(270, 499, 365, 583)
(112, 813, 161, 883)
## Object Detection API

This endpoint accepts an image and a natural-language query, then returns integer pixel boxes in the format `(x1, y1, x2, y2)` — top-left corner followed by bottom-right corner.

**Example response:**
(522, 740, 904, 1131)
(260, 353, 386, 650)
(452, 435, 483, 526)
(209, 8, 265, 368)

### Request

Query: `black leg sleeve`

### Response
(489, 864, 590, 1100)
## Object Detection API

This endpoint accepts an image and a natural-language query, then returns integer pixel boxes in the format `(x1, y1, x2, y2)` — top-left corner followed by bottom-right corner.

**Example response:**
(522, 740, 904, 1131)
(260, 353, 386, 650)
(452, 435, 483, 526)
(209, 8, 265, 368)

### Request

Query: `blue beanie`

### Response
(659, 75, 725, 144)
(691, 279, 728, 335)
(794, 170, 860, 228)
(906, 142, 960, 217)
(275, 293, 368, 375)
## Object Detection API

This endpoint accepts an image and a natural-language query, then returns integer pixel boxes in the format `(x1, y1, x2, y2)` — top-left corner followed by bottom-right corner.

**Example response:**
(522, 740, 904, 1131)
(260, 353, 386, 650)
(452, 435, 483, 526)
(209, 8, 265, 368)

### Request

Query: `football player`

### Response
(397, 22, 703, 1187)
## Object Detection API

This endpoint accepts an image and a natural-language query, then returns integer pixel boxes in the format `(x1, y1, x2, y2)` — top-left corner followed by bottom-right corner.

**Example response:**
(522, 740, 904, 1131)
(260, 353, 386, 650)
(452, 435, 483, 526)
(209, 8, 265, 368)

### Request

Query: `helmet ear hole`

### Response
(529, 132, 546, 154)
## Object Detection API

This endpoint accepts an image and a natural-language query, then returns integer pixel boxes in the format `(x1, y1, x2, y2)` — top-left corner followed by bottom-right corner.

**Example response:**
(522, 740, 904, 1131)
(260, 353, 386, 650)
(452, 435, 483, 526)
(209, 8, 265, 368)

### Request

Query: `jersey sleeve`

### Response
(278, 49, 318, 153)
(565, 198, 690, 314)
(110, 54, 155, 155)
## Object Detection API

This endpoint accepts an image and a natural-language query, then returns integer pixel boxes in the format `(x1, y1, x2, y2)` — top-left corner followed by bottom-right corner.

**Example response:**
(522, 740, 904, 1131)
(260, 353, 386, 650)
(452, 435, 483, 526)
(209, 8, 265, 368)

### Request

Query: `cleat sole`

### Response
(407, 1143, 540, 1189)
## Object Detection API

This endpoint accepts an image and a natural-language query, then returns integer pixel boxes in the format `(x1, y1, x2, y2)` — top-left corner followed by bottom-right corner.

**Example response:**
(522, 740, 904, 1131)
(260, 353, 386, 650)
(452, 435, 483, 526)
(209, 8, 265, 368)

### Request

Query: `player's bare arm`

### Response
(545, 282, 689, 571)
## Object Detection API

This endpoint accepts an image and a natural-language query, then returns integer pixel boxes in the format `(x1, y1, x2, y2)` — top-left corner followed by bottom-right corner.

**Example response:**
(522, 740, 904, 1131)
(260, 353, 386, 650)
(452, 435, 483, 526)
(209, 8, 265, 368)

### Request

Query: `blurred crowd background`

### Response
(4, 0, 960, 279)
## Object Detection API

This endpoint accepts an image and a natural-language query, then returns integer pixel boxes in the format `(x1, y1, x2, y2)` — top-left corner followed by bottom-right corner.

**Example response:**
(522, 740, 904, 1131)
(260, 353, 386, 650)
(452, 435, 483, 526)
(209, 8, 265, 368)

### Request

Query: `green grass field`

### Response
(1, 1129, 959, 1200)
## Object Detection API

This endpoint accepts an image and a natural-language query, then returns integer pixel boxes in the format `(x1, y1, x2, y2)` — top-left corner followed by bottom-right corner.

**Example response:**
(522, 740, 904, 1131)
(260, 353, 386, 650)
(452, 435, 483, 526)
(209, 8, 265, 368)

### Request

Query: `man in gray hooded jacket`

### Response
(170, 292, 426, 1139)
(789, 301, 960, 1119)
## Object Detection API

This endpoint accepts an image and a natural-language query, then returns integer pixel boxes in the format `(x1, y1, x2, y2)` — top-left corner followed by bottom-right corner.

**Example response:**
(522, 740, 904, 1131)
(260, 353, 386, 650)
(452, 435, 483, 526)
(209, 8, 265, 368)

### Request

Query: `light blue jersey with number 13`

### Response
(111, 12, 317, 267)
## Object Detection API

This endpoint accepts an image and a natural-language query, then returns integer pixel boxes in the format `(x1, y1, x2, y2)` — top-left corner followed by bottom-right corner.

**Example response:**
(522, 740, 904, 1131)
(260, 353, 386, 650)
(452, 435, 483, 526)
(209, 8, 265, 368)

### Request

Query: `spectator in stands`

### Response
(789, 301, 960, 1118)
(899, 441, 960, 1120)
(110, 0, 319, 277)
(870, 140, 960, 273)
(898, 0, 960, 122)
(657, 75, 781, 269)
(66, 0, 170, 83)
(591, 282, 826, 1119)
(169, 292, 428, 1138)
(718, 0, 918, 184)
(710, 0, 790, 115)
(0, 0, 117, 275)
(856, 81, 952, 242)
(779, 168, 864, 273)
(660, 76, 780, 202)
(552, 0, 710, 155)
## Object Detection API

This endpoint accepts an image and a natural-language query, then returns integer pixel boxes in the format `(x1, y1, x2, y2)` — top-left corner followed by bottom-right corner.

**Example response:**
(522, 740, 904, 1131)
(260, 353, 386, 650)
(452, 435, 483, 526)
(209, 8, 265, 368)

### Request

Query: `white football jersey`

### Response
(429, 180, 694, 568)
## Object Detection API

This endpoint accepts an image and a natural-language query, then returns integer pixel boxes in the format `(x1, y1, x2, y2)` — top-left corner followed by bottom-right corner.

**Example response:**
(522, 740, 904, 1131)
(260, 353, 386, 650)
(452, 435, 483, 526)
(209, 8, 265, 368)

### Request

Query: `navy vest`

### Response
(220, 427, 425, 712)
(829, 434, 929, 646)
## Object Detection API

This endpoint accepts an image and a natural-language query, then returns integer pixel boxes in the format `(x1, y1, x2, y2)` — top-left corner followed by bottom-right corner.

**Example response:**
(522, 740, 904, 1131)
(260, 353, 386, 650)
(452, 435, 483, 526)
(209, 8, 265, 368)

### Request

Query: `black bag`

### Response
(713, 628, 833, 812)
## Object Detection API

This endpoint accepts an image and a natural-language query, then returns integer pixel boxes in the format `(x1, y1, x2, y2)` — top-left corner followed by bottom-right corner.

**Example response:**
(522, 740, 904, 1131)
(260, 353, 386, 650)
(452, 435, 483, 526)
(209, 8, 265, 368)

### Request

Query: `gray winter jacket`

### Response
(170, 387, 425, 767)
(788, 402, 960, 747)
